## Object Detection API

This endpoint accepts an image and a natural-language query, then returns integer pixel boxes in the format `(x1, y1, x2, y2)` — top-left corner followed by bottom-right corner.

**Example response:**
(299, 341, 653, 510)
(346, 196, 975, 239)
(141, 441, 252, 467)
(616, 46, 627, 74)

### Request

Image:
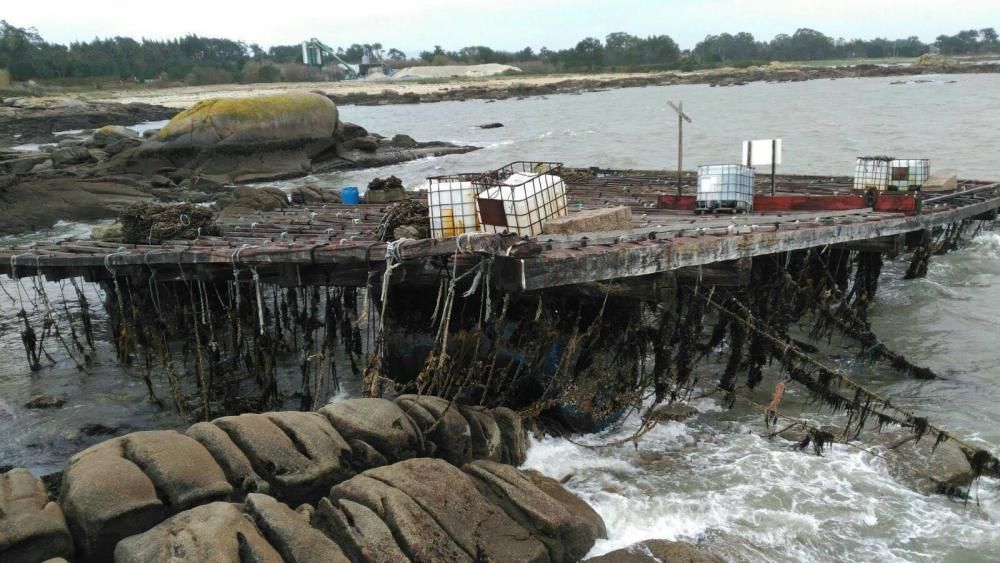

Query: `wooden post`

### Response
(668, 101, 692, 197)
(771, 139, 777, 196)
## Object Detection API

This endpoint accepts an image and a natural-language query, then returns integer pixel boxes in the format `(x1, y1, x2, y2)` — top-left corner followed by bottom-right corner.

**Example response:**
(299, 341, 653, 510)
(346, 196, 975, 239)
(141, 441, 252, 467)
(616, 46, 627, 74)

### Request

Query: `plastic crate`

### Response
(473, 162, 568, 237)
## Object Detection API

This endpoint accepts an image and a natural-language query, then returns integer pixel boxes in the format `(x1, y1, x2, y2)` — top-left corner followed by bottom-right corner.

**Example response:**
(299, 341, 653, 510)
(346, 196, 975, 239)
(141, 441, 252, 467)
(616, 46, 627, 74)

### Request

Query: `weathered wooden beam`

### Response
(508, 195, 1000, 290)
(676, 258, 751, 287)
(837, 235, 905, 255)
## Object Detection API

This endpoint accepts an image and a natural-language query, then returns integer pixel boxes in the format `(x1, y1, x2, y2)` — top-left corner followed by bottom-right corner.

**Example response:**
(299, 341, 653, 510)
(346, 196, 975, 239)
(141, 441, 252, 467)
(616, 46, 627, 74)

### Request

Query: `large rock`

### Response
(244, 493, 350, 563)
(0, 468, 73, 563)
(493, 406, 530, 466)
(871, 429, 975, 495)
(320, 398, 424, 466)
(121, 431, 233, 511)
(50, 146, 93, 167)
(212, 412, 353, 505)
(186, 422, 271, 498)
(459, 405, 504, 462)
(92, 125, 139, 147)
(0, 177, 154, 235)
(586, 539, 725, 562)
(152, 92, 338, 149)
(395, 395, 473, 466)
(217, 186, 289, 217)
(327, 458, 549, 562)
(59, 439, 165, 561)
(312, 497, 411, 563)
(114, 502, 283, 563)
(464, 460, 606, 562)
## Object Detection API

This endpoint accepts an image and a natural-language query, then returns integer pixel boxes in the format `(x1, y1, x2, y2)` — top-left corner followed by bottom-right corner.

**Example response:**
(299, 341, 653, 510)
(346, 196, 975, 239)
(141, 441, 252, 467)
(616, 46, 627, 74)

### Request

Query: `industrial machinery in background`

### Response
(301, 38, 389, 79)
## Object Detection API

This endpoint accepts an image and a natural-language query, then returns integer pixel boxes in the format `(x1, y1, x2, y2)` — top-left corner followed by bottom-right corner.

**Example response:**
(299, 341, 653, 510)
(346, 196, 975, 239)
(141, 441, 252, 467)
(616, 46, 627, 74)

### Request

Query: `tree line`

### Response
(1, 20, 997, 84)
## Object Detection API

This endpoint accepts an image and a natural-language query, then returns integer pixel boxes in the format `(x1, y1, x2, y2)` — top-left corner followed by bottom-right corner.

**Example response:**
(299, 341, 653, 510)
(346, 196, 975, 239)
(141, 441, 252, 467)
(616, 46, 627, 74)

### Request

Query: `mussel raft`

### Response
(2, 168, 1000, 493)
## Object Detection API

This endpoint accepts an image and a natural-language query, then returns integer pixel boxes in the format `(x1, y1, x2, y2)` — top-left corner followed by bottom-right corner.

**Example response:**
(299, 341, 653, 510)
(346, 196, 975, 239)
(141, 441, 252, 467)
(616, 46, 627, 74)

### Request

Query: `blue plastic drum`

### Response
(341, 186, 360, 205)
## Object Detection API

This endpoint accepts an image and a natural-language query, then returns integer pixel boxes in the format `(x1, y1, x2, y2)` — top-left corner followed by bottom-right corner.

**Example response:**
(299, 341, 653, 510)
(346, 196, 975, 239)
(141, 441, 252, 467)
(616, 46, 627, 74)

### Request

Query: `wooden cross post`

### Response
(668, 100, 692, 197)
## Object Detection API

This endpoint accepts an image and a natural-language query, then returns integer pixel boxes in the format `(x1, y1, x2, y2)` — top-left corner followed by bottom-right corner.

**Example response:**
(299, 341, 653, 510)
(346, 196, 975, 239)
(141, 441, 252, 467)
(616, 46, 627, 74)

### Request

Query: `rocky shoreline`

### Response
(0, 92, 476, 235)
(327, 61, 1000, 106)
(0, 395, 604, 562)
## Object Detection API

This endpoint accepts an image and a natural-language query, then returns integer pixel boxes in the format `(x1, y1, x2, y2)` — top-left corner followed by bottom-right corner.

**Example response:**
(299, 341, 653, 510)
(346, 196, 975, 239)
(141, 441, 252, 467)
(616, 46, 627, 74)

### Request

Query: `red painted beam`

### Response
(874, 193, 919, 215)
(752, 194, 868, 212)
(657, 195, 698, 210)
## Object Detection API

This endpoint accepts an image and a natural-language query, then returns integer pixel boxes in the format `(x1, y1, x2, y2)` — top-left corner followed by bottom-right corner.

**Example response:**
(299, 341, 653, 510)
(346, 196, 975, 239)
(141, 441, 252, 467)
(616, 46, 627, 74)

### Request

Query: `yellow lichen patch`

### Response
(158, 92, 338, 143)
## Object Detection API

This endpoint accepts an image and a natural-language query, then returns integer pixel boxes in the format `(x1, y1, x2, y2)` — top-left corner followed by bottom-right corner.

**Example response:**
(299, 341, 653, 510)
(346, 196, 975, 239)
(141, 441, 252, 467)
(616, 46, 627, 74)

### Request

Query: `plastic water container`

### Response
(853, 157, 892, 191)
(427, 174, 481, 238)
(889, 159, 930, 191)
(341, 186, 360, 205)
(696, 164, 754, 212)
(475, 162, 568, 236)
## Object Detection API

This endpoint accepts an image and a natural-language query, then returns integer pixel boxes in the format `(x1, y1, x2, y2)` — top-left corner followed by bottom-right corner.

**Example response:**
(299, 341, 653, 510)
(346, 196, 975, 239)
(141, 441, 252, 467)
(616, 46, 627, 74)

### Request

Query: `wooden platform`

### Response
(2, 171, 998, 292)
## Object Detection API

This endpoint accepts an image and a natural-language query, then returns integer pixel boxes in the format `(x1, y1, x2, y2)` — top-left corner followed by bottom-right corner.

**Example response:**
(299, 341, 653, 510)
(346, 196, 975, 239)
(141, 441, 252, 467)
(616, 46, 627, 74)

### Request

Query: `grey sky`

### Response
(4, 0, 997, 52)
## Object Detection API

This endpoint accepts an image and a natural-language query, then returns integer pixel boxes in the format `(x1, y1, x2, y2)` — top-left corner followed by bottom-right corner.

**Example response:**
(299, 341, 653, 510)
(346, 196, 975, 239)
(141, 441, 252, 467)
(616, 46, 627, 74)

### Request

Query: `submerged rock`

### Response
(871, 428, 975, 495)
(586, 539, 725, 562)
(23, 395, 66, 409)
(650, 402, 698, 423)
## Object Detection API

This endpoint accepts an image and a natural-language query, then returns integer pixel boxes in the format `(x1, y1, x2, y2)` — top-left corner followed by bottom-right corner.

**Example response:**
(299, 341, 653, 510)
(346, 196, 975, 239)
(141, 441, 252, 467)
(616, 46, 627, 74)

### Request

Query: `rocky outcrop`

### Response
(464, 460, 607, 562)
(316, 458, 604, 563)
(871, 429, 975, 495)
(0, 177, 154, 236)
(150, 92, 339, 149)
(114, 457, 602, 563)
(0, 92, 477, 234)
(0, 97, 176, 147)
(3, 396, 550, 562)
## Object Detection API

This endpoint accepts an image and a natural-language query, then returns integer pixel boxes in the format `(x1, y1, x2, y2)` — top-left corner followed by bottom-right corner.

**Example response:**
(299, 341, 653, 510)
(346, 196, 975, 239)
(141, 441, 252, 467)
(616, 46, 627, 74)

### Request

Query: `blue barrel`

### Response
(341, 186, 360, 205)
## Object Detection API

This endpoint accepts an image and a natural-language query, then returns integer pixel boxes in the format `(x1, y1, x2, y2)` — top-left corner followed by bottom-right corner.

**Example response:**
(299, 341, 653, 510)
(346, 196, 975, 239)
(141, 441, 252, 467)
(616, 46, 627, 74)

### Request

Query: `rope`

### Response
(696, 285, 1000, 475)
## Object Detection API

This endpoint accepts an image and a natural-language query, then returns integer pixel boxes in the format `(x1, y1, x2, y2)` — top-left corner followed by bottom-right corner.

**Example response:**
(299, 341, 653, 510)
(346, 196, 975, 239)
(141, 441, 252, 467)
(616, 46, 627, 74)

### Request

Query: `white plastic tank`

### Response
(889, 159, 930, 191)
(696, 164, 754, 212)
(853, 157, 892, 191)
(476, 172, 568, 236)
(427, 175, 480, 238)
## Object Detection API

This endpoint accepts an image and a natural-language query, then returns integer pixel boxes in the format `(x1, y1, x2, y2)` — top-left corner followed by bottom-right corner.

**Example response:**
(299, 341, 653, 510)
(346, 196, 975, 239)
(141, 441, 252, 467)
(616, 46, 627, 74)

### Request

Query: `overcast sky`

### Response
(4, 0, 997, 52)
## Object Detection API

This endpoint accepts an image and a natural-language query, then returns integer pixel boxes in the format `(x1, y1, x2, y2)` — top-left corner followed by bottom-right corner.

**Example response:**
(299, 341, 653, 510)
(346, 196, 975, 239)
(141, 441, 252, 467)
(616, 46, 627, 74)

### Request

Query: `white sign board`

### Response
(742, 139, 782, 167)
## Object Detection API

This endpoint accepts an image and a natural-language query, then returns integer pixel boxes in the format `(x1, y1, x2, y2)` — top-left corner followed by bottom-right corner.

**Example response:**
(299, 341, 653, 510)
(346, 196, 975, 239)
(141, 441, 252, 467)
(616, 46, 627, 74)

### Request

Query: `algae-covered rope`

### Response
(697, 285, 1000, 479)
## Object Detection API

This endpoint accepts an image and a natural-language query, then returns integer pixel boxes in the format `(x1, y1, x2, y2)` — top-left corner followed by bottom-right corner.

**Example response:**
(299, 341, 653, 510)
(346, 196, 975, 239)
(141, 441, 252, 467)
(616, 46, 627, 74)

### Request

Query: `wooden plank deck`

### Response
(1, 171, 998, 291)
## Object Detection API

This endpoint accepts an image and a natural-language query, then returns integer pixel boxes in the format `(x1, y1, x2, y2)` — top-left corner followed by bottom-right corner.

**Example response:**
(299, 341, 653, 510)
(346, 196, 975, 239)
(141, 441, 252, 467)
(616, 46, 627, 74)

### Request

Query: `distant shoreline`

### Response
(69, 61, 1000, 110)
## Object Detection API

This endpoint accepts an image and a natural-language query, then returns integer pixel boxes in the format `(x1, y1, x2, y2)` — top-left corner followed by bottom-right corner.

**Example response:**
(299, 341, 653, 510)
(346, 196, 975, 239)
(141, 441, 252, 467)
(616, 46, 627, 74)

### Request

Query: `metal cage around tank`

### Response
(427, 173, 483, 238)
(889, 159, 930, 191)
(696, 164, 755, 213)
(473, 161, 568, 236)
(853, 156, 893, 191)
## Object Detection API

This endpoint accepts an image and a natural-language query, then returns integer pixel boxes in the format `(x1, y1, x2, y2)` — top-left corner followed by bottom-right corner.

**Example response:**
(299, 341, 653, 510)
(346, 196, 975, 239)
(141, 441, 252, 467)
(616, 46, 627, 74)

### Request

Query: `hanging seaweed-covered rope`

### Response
(697, 286, 1000, 479)
(789, 247, 940, 380)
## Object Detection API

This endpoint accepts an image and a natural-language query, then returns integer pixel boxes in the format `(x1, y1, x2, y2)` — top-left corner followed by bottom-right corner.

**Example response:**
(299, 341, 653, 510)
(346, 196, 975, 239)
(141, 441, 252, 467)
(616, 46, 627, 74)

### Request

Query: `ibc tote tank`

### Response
(427, 175, 480, 238)
(854, 157, 892, 191)
(889, 159, 930, 191)
(696, 164, 754, 212)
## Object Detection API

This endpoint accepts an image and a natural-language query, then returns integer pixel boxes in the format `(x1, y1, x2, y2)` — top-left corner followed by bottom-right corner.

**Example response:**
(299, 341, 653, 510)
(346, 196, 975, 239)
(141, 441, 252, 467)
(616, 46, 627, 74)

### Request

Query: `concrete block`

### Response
(921, 170, 958, 193)
(541, 206, 632, 235)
